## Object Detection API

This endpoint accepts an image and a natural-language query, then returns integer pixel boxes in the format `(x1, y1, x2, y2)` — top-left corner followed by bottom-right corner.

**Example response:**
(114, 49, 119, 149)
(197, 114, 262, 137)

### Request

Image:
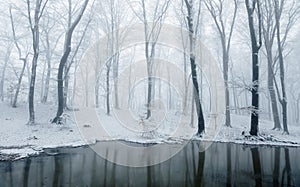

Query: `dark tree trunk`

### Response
(191, 57, 205, 134)
(52, 0, 89, 124)
(281, 101, 288, 133)
(185, 0, 205, 135)
(250, 50, 260, 136)
(245, 0, 262, 136)
(146, 71, 152, 119)
(52, 49, 70, 123)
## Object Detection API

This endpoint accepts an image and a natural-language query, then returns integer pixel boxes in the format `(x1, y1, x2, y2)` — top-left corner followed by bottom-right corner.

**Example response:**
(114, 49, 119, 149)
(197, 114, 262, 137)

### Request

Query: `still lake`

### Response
(0, 141, 299, 187)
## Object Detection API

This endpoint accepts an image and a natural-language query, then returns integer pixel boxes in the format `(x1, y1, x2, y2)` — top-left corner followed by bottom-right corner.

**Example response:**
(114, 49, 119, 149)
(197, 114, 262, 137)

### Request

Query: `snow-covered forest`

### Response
(1, 0, 300, 171)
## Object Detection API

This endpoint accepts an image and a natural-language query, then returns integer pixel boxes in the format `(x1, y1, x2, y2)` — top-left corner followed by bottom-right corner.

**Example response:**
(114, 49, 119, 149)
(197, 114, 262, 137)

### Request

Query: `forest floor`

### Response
(0, 102, 300, 160)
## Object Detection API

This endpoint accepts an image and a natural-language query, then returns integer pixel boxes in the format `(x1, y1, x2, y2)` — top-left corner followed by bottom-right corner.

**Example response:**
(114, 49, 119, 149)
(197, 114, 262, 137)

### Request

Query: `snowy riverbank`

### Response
(0, 102, 300, 160)
(0, 103, 86, 160)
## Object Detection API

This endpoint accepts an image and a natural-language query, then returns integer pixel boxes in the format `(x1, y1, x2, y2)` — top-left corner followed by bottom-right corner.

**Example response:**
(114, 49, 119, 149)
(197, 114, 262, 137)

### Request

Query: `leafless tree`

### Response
(9, 6, 30, 108)
(245, 0, 263, 136)
(40, 10, 63, 103)
(204, 0, 238, 127)
(174, 0, 202, 122)
(184, 0, 205, 135)
(261, 0, 298, 133)
(0, 44, 12, 102)
(129, 0, 171, 119)
(95, 0, 127, 114)
(273, 0, 299, 134)
(261, 0, 281, 130)
(27, 0, 49, 125)
(52, 0, 89, 124)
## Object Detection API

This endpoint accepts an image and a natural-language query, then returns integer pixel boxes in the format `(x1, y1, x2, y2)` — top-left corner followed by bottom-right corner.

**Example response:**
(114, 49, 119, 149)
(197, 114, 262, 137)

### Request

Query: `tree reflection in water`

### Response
(282, 148, 292, 186)
(251, 147, 262, 187)
(273, 147, 280, 187)
(0, 142, 299, 186)
(226, 143, 231, 187)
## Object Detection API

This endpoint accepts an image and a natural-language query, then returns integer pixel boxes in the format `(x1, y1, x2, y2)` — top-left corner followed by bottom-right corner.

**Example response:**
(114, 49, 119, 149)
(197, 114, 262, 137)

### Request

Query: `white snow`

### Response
(0, 102, 300, 160)
(0, 102, 86, 160)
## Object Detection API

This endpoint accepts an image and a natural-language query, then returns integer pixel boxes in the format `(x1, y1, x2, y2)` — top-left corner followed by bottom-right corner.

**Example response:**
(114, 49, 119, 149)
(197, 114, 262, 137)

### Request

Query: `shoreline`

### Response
(1, 137, 299, 162)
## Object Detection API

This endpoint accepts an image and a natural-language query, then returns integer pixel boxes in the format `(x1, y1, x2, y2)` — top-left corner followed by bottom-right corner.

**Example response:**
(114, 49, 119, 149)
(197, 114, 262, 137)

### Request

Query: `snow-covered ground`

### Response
(0, 102, 85, 160)
(0, 102, 300, 160)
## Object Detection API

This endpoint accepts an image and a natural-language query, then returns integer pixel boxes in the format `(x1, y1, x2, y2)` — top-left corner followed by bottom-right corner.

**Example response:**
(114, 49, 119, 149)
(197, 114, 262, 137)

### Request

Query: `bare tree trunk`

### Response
(180, 25, 189, 114)
(113, 66, 119, 109)
(296, 95, 300, 124)
(42, 36, 52, 103)
(138, 0, 170, 119)
(190, 92, 195, 127)
(85, 64, 89, 107)
(27, 0, 46, 125)
(63, 71, 69, 109)
(9, 6, 28, 108)
(28, 54, 39, 124)
(245, 0, 262, 136)
(223, 53, 231, 127)
(106, 61, 112, 115)
(113, 51, 120, 109)
(183, 52, 188, 114)
(52, 0, 89, 123)
(184, 0, 205, 135)
(12, 60, 27, 108)
(249, 52, 260, 135)
(0, 47, 12, 101)
(204, 0, 238, 127)
(261, 0, 282, 130)
(267, 59, 281, 129)
(40, 57, 46, 100)
(167, 68, 172, 110)
(146, 67, 153, 118)
(95, 61, 100, 108)
(0, 63, 7, 101)
(53, 50, 69, 123)
(274, 0, 289, 134)
(42, 58, 51, 103)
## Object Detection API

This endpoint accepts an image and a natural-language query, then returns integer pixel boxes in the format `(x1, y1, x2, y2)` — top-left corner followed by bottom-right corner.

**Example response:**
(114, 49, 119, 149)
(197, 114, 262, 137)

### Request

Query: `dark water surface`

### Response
(0, 141, 299, 187)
